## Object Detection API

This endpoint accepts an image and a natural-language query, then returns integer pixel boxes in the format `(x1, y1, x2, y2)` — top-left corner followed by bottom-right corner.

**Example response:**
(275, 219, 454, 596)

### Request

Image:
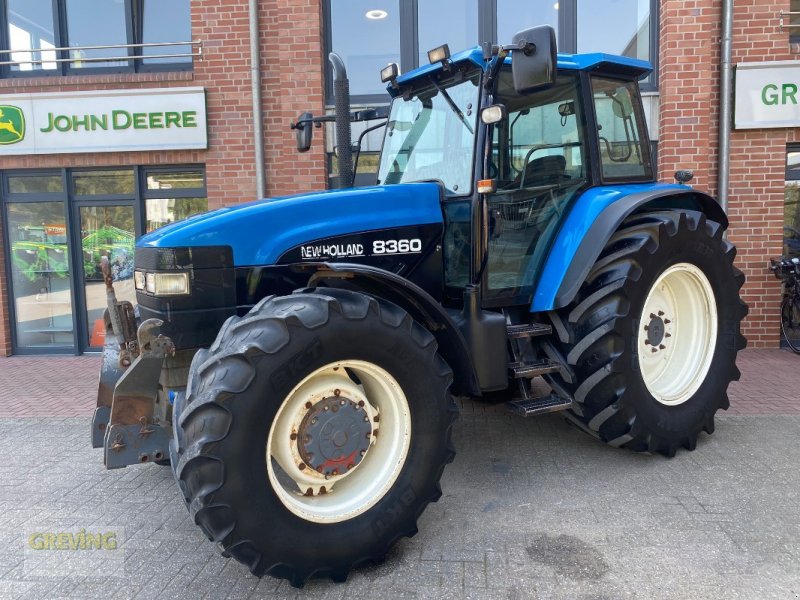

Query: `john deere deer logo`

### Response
(0, 106, 25, 145)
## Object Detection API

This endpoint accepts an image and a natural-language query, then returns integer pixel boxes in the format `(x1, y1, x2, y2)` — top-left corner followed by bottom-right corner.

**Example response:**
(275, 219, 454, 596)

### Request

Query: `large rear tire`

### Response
(170, 288, 456, 586)
(547, 211, 748, 456)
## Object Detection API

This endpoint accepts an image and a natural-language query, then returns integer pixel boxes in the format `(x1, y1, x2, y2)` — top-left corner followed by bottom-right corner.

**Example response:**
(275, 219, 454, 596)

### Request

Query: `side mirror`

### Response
(511, 25, 557, 95)
(294, 112, 313, 152)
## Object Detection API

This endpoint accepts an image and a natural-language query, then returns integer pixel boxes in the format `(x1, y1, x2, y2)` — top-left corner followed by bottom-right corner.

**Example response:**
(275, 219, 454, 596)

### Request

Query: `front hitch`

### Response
(91, 258, 176, 468)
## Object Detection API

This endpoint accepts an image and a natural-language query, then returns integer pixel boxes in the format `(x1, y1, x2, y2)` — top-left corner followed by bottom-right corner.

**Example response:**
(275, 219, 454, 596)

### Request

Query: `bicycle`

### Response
(770, 256, 800, 353)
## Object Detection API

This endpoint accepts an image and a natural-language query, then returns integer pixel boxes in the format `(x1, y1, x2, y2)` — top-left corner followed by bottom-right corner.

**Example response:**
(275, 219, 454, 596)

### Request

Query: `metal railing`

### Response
(0, 40, 202, 67)
(780, 11, 800, 31)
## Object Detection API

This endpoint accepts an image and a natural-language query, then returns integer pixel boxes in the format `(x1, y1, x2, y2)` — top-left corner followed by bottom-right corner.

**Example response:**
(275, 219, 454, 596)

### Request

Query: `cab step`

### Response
(507, 394, 573, 417)
(509, 359, 561, 379)
(506, 323, 552, 339)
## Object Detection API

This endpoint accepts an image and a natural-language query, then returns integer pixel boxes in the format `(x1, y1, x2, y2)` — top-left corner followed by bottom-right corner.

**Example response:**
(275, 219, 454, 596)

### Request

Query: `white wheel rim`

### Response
(266, 360, 411, 523)
(638, 263, 718, 406)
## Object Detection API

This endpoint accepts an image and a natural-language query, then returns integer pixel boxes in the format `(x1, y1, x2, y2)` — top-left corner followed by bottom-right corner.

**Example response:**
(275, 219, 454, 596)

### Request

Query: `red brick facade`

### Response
(659, 0, 794, 347)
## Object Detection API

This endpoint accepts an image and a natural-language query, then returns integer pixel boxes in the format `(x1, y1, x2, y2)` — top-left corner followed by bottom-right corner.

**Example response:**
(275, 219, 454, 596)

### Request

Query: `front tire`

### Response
(547, 211, 748, 456)
(171, 288, 456, 586)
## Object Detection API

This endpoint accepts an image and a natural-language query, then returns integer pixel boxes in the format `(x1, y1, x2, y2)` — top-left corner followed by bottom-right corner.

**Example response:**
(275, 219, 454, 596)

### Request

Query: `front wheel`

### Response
(547, 210, 748, 456)
(171, 288, 456, 586)
(781, 293, 800, 353)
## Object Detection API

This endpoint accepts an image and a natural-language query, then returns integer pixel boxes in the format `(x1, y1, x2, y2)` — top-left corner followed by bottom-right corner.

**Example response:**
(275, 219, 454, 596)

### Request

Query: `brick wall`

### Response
(659, 0, 790, 347)
(0, 0, 327, 355)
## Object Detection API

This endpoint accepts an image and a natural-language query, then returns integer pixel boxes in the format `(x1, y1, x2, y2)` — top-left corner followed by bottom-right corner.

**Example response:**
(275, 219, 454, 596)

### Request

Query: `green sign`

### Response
(0, 105, 25, 145)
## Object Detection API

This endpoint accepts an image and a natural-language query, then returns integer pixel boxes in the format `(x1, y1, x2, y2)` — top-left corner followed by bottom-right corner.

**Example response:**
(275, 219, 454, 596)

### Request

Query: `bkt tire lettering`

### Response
(373, 239, 422, 255)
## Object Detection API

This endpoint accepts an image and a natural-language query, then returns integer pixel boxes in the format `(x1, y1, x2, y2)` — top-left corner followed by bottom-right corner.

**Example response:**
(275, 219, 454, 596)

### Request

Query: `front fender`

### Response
(296, 262, 481, 396)
(532, 184, 727, 312)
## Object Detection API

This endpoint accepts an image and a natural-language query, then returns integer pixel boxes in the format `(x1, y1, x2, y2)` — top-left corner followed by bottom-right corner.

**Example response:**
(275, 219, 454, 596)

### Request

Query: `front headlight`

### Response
(137, 270, 190, 296)
(152, 272, 190, 296)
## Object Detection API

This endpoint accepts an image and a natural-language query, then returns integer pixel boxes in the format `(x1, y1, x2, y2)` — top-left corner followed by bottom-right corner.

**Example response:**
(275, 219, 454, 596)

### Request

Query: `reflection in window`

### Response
(577, 0, 650, 62)
(138, 0, 192, 63)
(8, 173, 64, 194)
(418, 0, 478, 65)
(144, 167, 207, 232)
(497, 0, 559, 45)
(65, 0, 129, 68)
(146, 198, 208, 232)
(329, 0, 400, 97)
(786, 149, 800, 258)
(146, 169, 204, 190)
(7, 0, 57, 71)
(8, 202, 74, 349)
(73, 170, 135, 196)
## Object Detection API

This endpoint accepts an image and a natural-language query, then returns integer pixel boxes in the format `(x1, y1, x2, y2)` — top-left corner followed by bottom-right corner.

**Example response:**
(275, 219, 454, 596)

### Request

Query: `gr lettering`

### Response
(762, 83, 799, 105)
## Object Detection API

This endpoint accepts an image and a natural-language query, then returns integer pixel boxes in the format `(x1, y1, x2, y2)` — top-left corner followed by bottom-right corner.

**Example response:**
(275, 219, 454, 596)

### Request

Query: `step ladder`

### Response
(504, 322, 573, 417)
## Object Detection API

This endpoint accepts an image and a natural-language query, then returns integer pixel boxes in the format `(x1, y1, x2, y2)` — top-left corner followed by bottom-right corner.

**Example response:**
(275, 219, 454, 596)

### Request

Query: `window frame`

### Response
(323, 0, 659, 104)
(0, 0, 193, 78)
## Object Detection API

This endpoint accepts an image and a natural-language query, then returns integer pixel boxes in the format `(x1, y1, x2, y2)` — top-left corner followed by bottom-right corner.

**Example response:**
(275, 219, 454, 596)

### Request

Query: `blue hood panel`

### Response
(138, 183, 444, 266)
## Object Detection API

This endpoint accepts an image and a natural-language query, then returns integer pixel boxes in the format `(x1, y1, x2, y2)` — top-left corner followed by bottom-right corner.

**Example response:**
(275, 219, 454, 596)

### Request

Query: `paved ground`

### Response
(0, 349, 797, 599)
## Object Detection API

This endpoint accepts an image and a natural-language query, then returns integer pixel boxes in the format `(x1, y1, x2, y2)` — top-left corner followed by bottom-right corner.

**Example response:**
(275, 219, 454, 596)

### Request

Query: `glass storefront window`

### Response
(146, 169, 204, 190)
(577, 0, 650, 62)
(8, 173, 63, 194)
(140, 0, 192, 64)
(73, 170, 135, 196)
(418, 0, 478, 65)
(785, 150, 800, 258)
(6, 0, 58, 72)
(7, 202, 74, 349)
(65, 0, 129, 68)
(329, 0, 400, 97)
(497, 0, 559, 45)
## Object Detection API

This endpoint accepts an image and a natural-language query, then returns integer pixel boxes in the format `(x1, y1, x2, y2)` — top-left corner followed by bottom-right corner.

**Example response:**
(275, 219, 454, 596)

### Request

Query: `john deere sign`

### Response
(0, 106, 25, 145)
(735, 61, 800, 129)
(0, 88, 206, 155)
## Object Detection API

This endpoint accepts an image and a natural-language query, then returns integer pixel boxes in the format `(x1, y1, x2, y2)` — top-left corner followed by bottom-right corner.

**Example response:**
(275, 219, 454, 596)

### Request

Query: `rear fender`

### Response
(299, 262, 481, 396)
(532, 185, 727, 312)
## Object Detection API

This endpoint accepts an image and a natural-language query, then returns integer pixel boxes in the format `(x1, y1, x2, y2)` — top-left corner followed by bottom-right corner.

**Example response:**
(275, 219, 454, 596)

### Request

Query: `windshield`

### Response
(377, 69, 481, 195)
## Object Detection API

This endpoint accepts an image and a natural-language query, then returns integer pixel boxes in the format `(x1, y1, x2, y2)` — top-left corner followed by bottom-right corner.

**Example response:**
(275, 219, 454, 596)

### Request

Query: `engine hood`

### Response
(138, 183, 444, 267)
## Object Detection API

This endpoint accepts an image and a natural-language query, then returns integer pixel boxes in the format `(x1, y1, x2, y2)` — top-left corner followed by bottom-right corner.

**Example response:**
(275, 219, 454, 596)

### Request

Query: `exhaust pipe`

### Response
(329, 53, 353, 189)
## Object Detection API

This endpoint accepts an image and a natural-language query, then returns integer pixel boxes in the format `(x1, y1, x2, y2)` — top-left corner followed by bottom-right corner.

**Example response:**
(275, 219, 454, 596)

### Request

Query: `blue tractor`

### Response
(92, 27, 747, 586)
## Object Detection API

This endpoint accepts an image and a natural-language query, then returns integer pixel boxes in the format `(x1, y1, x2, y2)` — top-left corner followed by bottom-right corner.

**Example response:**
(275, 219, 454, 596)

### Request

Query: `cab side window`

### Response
(591, 76, 653, 181)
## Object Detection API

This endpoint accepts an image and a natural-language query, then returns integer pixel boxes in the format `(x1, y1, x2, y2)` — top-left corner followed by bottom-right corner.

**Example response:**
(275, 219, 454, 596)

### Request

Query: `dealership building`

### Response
(0, 0, 795, 355)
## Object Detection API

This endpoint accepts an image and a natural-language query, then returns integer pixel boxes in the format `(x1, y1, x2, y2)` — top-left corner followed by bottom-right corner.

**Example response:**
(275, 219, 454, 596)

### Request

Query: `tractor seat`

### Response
(518, 155, 568, 188)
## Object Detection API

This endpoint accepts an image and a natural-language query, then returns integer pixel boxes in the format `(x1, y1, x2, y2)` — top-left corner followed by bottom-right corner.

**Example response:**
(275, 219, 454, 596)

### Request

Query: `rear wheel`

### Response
(781, 294, 800, 353)
(171, 288, 456, 586)
(547, 211, 748, 456)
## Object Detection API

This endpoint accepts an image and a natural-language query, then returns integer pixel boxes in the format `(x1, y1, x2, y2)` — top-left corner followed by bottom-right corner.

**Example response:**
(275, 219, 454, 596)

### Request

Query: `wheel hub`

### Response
(645, 313, 668, 349)
(297, 396, 372, 477)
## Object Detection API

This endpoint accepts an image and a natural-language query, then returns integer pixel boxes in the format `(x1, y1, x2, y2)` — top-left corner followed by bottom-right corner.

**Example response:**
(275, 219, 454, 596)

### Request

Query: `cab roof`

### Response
(393, 46, 652, 89)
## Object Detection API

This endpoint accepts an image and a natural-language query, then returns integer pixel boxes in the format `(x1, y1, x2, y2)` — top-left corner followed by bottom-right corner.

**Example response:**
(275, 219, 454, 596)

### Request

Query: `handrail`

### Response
(0, 40, 202, 67)
(780, 12, 800, 30)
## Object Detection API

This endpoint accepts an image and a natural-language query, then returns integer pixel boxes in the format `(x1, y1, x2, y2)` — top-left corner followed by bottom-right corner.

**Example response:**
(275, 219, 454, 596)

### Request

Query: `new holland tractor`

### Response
(92, 26, 747, 586)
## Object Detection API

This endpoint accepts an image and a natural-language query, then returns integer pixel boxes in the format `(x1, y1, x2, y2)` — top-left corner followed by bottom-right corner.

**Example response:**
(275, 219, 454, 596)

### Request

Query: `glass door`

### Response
(7, 201, 75, 350)
(76, 203, 136, 350)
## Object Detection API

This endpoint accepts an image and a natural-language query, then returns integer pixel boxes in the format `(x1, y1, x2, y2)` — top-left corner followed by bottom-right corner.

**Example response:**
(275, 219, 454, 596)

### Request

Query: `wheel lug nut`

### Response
(290, 432, 298, 441)
(651, 348, 658, 353)
(659, 344, 666, 350)
(334, 389, 341, 397)
(644, 325, 649, 331)
(658, 311, 664, 316)
(644, 340, 651, 345)
(358, 400, 365, 407)
(665, 333, 671, 338)
(650, 313, 657, 319)
(305, 401, 312, 409)
(373, 415, 380, 422)
(664, 319, 671, 324)
(298, 462, 306, 470)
